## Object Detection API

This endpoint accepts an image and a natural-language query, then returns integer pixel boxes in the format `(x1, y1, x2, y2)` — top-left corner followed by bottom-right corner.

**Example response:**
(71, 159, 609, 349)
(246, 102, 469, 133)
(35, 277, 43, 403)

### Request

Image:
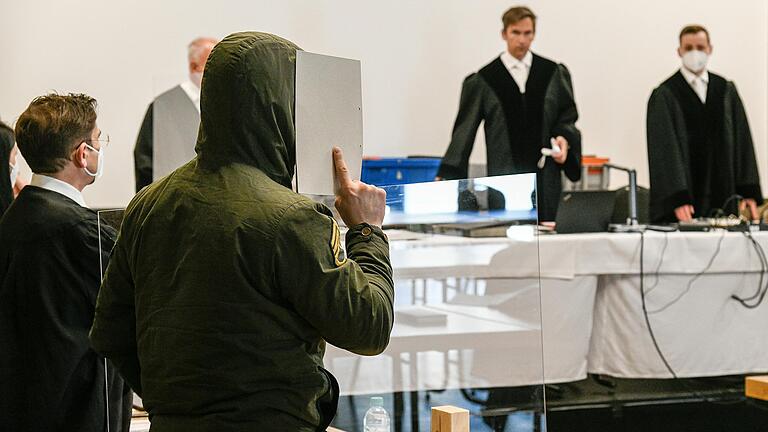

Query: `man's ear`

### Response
(72, 142, 88, 168)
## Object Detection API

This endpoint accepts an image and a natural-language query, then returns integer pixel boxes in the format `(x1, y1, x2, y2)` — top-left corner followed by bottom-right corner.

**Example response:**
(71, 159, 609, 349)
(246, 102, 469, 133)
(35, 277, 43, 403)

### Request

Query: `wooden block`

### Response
(431, 405, 470, 432)
(746, 375, 768, 401)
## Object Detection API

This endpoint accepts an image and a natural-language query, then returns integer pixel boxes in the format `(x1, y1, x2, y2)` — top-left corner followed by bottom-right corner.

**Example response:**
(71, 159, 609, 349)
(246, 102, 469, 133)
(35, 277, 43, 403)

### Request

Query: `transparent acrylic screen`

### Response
(98, 173, 546, 432)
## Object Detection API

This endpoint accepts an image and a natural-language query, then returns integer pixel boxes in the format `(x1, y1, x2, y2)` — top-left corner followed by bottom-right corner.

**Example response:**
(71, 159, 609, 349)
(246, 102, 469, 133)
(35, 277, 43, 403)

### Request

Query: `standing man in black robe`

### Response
(437, 5, 581, 221)
(647, 25, 762, 223)
(133, 37, 217, 192)
(0, 93, 132, 431)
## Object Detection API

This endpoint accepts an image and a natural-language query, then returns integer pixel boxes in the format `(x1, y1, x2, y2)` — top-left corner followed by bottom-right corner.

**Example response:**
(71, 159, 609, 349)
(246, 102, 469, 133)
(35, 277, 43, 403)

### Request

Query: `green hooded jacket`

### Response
(90, 32, 394, 432)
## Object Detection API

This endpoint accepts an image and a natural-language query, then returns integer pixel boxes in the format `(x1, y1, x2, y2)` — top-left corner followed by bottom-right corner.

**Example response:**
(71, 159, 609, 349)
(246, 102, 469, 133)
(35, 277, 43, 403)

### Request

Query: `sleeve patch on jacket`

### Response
(330, 219, 347, 267)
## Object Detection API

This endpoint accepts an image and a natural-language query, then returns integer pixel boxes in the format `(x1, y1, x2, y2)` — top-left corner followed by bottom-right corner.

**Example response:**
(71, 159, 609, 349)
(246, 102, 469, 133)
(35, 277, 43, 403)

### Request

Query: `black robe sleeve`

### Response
(134, 103, 154, 193)
(437, 74, 485, 180)
(0, 127, 13, 215)
(549, 64, 581, 182)
(726, 82, 763, 204)
(646, 86, 693, 222)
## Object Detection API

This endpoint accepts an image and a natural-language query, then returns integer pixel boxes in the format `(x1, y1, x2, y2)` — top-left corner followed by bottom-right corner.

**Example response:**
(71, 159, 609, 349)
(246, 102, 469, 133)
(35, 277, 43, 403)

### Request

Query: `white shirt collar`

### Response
(680, 67, 709, 85)
(180, 80, 201, 112)
(30, 173, 87, 208)
(500, 50, 533, 71)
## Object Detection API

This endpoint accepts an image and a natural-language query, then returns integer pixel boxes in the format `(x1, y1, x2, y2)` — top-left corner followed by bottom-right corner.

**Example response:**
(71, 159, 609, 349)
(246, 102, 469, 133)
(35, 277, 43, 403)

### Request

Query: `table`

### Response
(585, 231, 768, 378)
(325, 230, 768, 397)
(324, 303, 539, 393)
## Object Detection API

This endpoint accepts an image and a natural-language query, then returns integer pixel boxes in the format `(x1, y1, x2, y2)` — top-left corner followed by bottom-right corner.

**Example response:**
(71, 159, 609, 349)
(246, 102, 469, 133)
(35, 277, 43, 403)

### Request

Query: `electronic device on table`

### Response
(555, 190, 617, 233)
(428, 220, 518, 238)
(678, 217, 759, 232)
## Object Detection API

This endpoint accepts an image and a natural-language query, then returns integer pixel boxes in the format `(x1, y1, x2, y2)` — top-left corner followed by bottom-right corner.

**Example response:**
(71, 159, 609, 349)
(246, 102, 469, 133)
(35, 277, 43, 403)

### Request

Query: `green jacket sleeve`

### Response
(273, 201, 394, 356)
(89, 231, 143, 395)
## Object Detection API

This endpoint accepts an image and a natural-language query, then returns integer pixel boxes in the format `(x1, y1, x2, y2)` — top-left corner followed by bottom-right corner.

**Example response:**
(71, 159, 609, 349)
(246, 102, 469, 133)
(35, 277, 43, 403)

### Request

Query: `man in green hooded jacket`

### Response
(89, 32, 394, 431)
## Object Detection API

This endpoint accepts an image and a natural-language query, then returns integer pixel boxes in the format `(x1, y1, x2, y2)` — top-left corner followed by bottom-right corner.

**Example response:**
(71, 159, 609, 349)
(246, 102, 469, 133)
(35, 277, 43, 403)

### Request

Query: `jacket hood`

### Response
(195, 32, 301, 188)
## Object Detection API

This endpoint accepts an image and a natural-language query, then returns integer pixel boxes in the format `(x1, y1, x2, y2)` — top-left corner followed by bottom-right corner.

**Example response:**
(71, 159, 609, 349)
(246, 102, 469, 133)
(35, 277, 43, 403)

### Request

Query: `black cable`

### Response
(643, 232, 669, 296)
(639, 231, 748, 405)
(742, 231, 766, 301)
(709, 208, 726, 218)
(737, 283, 768, 309)
(731, 230, 767, 305)
(648, 230, 726, 314)
(639, 231, 677, 378)
(732, 270, 768, 308)
(729, 229, 768, 308)
(742, 229, 768, 306)
(719, 194, 744, 217)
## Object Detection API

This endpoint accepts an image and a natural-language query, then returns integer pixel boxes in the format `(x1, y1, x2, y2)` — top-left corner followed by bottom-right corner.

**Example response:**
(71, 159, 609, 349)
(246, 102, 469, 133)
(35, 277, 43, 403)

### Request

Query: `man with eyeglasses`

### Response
(0, 93, 132, 431)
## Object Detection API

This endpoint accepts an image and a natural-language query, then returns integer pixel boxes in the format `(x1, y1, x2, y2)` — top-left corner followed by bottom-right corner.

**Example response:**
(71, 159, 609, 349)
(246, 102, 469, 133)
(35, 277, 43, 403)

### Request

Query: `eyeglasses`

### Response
(85, 133, 110, 150)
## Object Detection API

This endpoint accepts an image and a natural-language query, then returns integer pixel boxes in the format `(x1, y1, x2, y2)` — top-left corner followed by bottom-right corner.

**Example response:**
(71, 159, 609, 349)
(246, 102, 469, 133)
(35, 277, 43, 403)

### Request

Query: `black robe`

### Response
(0, 123, 14, 215)
(0, 186, 132, 431)
(134, 85, 201, 193)
(134, 103, 154, 192)
(437, 53, 582, 221)
(647, 71, 763, 222)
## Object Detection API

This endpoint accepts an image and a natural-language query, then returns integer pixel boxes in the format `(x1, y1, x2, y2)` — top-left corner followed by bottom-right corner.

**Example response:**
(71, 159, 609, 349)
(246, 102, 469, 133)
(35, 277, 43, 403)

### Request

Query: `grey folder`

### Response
(295, 51, 363, 196)
(152, 85, 200, 181)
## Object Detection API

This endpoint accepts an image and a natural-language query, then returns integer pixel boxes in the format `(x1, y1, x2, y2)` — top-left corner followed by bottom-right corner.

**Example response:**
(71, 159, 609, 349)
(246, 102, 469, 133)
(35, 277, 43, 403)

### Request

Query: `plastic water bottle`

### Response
(363, 396, 390, 432)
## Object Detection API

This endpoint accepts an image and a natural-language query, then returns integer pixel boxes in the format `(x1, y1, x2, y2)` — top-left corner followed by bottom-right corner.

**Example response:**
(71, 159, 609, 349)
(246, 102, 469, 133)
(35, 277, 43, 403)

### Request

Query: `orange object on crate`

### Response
(582, 155, 610, 173)
(563, 155, 611, 190)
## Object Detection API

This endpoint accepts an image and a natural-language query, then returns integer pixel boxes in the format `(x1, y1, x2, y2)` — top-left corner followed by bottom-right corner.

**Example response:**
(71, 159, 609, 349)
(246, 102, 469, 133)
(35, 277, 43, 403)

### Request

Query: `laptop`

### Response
(555, 191, 617, 233)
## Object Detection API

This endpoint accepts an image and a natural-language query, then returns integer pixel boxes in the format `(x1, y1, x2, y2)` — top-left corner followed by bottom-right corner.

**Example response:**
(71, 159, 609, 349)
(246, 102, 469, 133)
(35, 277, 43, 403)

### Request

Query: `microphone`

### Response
(537, 138, 562, 169)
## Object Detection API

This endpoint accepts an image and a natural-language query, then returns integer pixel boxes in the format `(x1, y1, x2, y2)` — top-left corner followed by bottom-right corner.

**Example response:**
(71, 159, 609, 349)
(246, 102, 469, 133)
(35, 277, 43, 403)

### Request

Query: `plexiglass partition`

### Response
(322, 173, 546, 431)
(98, 172, 546, 432)
(96, 209, 138, 431)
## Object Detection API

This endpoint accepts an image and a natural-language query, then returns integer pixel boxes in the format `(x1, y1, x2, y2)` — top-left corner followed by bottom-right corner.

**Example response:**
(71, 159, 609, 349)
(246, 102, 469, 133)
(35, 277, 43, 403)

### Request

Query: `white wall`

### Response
(1, 0, 766, 207)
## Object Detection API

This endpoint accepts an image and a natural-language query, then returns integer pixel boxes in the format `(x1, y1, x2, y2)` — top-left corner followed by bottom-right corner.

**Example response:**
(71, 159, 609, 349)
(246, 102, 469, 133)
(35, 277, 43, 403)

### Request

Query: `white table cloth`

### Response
(326, 230, 768, 395)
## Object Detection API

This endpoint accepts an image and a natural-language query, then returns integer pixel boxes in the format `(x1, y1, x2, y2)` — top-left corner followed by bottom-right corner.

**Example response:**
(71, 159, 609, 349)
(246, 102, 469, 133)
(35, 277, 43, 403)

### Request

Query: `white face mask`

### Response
(9, 163, 19, 186)
(190, 71, 203, 88)
(83, 143, 105, 178)
(682, 50, 708, 74)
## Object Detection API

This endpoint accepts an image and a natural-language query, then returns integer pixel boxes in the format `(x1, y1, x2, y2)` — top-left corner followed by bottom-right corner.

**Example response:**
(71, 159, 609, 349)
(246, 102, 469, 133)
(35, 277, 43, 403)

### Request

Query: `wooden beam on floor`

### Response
(431, 405, 470, 432)
(746, 375, 768, 401)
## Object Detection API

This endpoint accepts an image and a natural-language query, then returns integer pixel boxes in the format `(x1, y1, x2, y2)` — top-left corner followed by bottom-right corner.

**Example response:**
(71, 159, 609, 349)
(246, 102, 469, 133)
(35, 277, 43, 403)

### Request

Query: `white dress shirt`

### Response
(180, 80, 201, 112)
(500, 50, 533, 93)
(30, 173, 87, 208)
(680, 67, 709, 103)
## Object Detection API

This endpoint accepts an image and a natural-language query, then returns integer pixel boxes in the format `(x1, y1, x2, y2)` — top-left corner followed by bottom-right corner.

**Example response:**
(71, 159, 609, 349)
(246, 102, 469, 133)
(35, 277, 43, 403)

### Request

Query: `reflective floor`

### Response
(128, 377, 768, 432)
(331, 377, 768, 432)
(331, 388, 543, 432)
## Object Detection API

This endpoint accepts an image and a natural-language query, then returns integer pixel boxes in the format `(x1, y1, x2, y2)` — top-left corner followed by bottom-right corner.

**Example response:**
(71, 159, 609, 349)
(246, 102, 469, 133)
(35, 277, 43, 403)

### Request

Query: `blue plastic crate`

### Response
(361, 158, 441, 187)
